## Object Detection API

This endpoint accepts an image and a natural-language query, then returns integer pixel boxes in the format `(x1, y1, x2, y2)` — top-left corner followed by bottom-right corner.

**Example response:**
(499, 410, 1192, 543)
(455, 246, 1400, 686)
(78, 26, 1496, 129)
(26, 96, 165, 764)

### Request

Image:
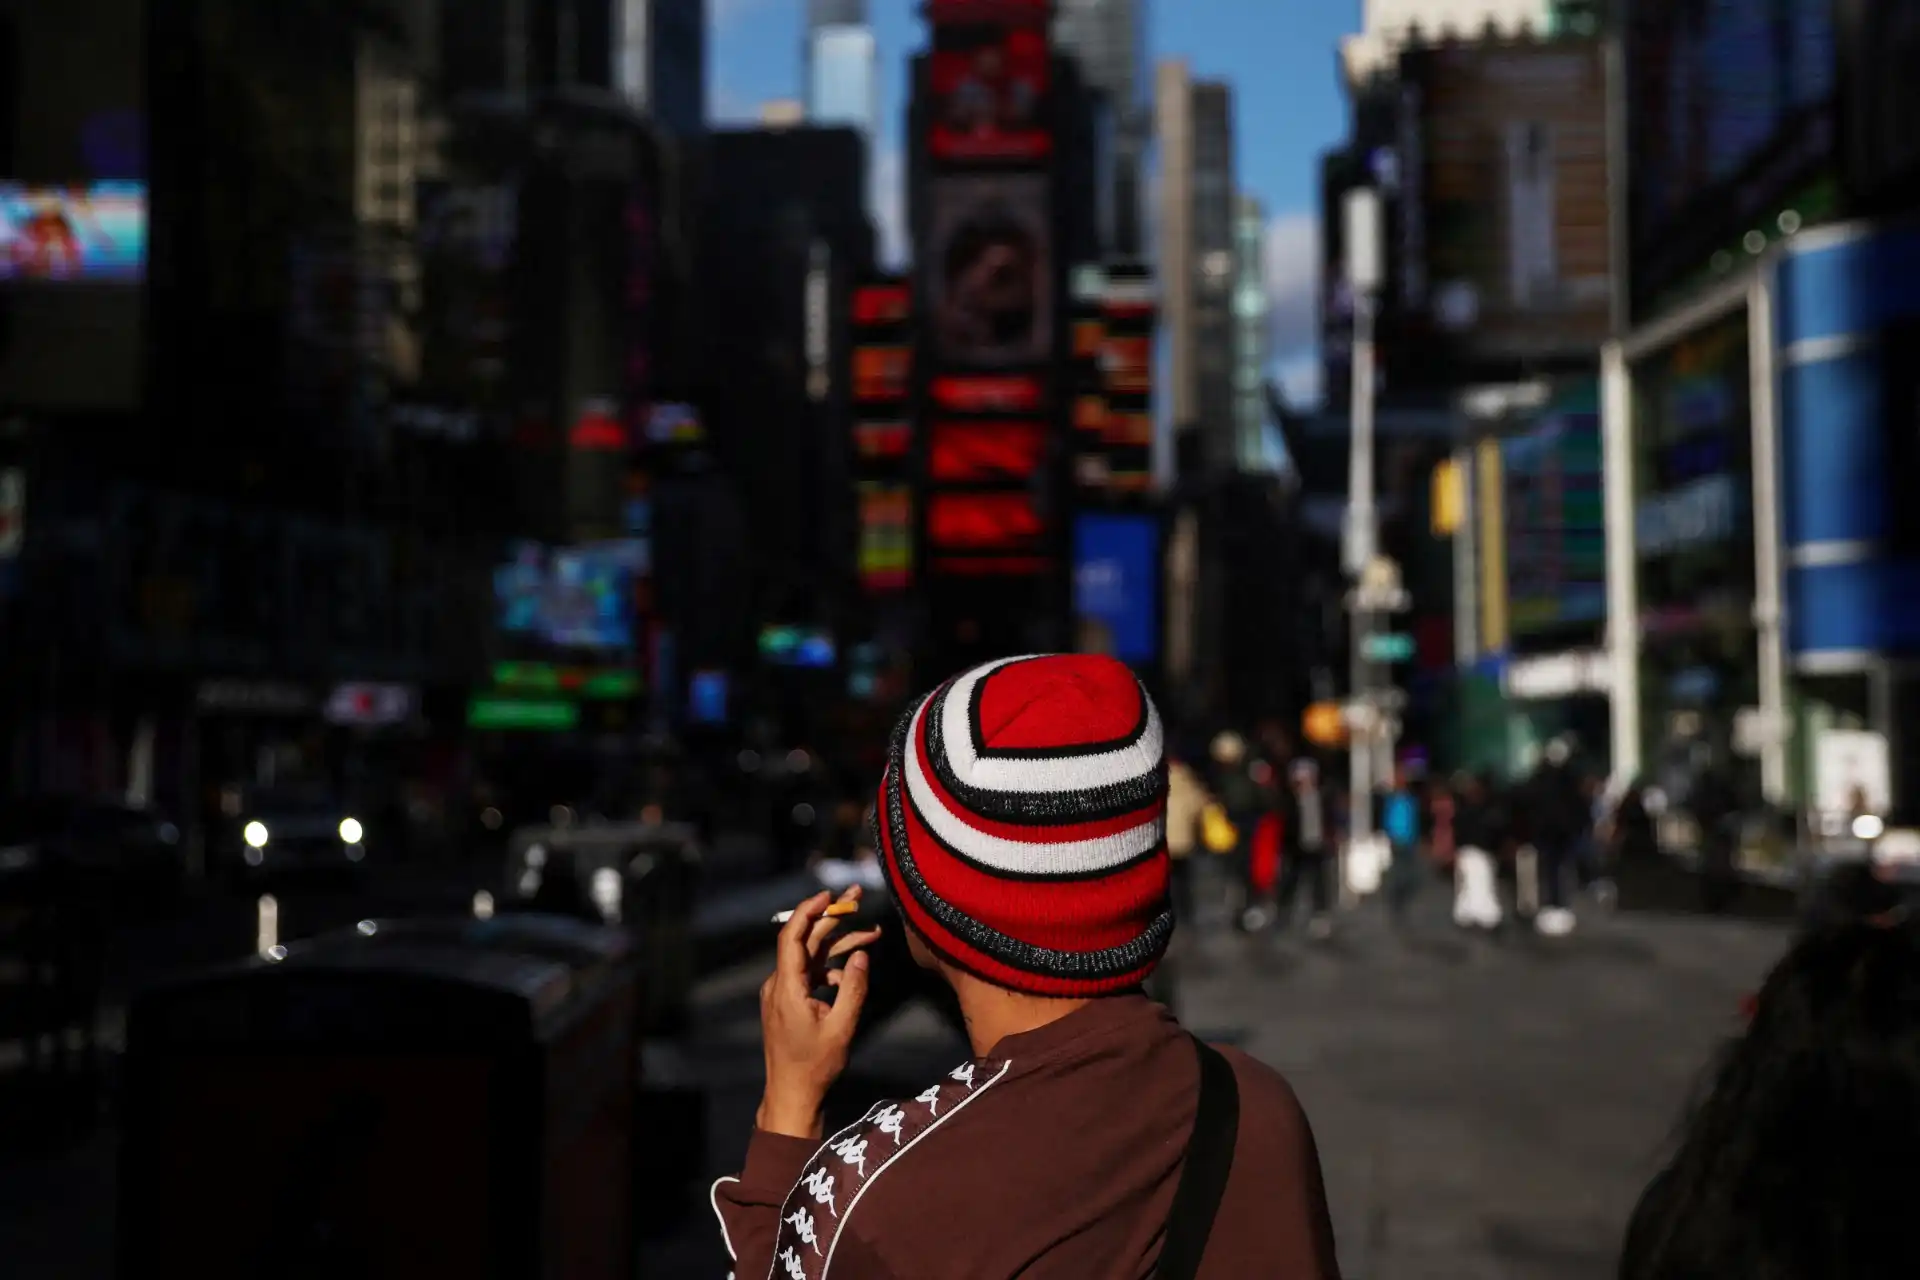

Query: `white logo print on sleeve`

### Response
(767, 1057, 1014, 1279)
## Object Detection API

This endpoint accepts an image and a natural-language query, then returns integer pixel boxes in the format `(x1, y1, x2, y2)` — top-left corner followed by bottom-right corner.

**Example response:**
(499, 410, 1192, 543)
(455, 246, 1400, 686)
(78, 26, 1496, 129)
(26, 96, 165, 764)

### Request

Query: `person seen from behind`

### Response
(1525, 737, 1586, 937)
(1619, 864, 1919, 1279)
(1165, 746, 1213, 933)
(1209, 730, 1263, 929)
(1451, 772, 1503, 932)
(1277, 758, 1336, 940)
(713, 655, 1341, 1279)
(1380, 762, 1423, 927)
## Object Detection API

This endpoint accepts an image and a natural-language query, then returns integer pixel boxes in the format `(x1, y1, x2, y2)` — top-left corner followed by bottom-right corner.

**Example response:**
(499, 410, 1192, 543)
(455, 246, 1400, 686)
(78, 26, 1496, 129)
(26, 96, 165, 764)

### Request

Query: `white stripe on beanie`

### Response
(904, 696, 1165, 877)
(937, 656, 1164, 796)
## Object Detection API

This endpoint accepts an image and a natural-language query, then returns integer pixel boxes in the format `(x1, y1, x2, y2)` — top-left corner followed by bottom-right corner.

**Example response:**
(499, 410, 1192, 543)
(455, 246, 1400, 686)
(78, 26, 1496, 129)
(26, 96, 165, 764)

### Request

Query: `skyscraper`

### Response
(1052, 0, 1151, 255)
(1232, 193, 1271, 470)
(1154, 60, 1237, 477)
(806, 0, 877, 138)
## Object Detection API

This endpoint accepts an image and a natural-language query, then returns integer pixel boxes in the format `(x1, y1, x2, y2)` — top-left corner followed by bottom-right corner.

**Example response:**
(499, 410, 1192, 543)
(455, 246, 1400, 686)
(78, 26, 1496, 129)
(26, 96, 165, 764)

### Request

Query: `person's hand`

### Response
(756, 886, 883, 1140)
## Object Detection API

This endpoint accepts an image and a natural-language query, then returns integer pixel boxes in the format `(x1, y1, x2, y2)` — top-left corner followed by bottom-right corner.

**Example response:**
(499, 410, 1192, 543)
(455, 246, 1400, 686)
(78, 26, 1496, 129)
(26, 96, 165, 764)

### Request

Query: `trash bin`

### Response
(503, 823, 702, 1036)
(117, 920, 641, 1280)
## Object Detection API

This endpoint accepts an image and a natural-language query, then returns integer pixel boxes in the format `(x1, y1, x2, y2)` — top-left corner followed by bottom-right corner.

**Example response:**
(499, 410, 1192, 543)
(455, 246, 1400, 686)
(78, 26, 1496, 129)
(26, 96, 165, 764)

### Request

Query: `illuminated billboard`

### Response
(931, 373, 1046, 414)
(926, 172, 1053, 368)
(926, 491, 1044, 553)
(853, 346, 911, 401)
(0, 182, 146, 282)
(928, 421, 1048, 482)
(1101, 335, 1151, 395)
(854, 421, 912, 460)
(853, 283, 911, 326)
(858, 483, 912, 591)
(1073, 514, 1160, 665)
(927, 28, 1051, 163)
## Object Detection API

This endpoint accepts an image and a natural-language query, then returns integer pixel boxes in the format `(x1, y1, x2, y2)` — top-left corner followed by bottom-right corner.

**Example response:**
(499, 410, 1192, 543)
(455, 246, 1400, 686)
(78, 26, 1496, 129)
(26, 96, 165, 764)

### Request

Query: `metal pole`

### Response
(1601, 341, 1641, 787)
(1348, 294, 1377, 849)
(1748, 275, 1789, 805)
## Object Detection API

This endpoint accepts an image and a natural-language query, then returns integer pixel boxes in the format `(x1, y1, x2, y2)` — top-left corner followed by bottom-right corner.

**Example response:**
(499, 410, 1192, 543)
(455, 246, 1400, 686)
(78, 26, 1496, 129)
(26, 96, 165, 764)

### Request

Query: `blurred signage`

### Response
(646, 402, 703, 445)
(853, 283, 910, 325)
(0, 182, 146, 282)
(1072, 514, 1159, 664)
(467, 696, 579, 731)
(196, 681, 314, 716)
(926, 491, 1044, 552)
(1503, 385, 1606, 637)
(1098, 262, 1156, 491)
(324, 683, 418, 727)
(1635, 473, 1743, 558)
(570, 398, 625, 451)
(688, 670, 729, 725)
(1100, 335, 1151, 393)
(932, 554, 1050, 576)
(1503, 651, 1610, 700)
(1361, 633, 1416, 664)
(858, 484, 913, 591)
(1073, 319, 1104, 359)
(490, 662, 641, 700)
(928, 420, 1047, 482)
(494, 541, 646, 652)
(926, 172, 1054, 369)
(854, 347, 912, 401)
(932, 374, 1045, 413)
(855, 422, 912, 460)
(927, 28, 1052, 162)
(1402, 42, 1612, 367)
(760, 626, 836, 668)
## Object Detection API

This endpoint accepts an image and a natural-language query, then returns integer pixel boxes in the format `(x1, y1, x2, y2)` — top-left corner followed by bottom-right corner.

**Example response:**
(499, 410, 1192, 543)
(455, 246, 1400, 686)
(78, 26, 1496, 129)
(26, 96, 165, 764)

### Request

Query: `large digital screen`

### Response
(928, 421, 1048, 482)
(854, 421, 912, 460)
(493, 541, 645, 651)
(926, 173, 1053, 368)
(1073, 514, 1160, 665)
(853, 283, 911, 325)
(931, 373, 1046, 413)
(927, 28, 1051, 163)
(853, 347, 911, 402)
(1502, 394, 1606, 638)
(926, 491, 1044, 552)
(0, 182, 146, 281)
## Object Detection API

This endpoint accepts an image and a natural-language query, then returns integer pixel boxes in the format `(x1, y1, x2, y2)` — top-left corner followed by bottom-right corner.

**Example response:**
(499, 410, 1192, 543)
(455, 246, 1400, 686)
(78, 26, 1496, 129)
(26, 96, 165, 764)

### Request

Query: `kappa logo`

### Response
(769, 1057, 1014, 1279)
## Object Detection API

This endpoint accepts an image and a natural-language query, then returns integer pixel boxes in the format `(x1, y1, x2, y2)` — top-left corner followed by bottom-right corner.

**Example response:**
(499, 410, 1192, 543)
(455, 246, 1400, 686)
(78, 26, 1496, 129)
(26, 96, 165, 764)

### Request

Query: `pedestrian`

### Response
(1690, 757, 1741, 914)
(1380, 763, 1423, 927)
(1277, 759, 1336, 939)
(1524, 738, 1586, 937)
(1165, 748, 1212, 932)
(1451, 773, 1504, 932)
(1209, 731, 1263, 929)
(1618, 889, 1920, 1279)
(712, 654, 1342, 1279)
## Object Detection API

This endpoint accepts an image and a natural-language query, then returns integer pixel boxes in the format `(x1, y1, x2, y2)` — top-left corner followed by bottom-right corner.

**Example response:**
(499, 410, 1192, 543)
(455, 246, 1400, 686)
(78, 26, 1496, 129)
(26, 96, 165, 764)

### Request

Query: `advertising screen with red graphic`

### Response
(854, 346, 911, 401)
(854, 421, 912, 460)
(1101, 336, 1151, 394)
(853, 283, 911, 326)
(928, 421, 1048, 482)
(928, 28, 1051, 162)
(932, 373, 1046, 414)
(926, 491, 1044, 552)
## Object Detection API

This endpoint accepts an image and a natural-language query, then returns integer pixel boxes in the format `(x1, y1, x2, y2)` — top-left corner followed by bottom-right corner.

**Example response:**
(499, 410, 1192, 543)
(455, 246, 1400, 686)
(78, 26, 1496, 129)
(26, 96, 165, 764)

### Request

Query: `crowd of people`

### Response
(1167, 723, 1664, 940)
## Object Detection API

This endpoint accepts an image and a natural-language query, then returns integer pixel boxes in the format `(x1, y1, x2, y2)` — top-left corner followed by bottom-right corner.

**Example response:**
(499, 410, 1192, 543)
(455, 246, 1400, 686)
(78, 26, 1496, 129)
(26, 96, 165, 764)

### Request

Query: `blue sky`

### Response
(710, 0, 1357, 403)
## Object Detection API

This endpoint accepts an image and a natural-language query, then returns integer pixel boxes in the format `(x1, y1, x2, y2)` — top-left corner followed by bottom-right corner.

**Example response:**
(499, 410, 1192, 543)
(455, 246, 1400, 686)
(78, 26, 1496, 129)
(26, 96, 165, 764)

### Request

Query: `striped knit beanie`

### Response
(873, 654, 1173, 997)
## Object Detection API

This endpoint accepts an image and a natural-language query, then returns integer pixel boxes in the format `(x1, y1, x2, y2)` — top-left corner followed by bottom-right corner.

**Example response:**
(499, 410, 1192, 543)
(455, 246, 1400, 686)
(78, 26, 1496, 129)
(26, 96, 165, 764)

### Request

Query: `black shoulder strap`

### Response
(1156, 1035, 1241, 1280)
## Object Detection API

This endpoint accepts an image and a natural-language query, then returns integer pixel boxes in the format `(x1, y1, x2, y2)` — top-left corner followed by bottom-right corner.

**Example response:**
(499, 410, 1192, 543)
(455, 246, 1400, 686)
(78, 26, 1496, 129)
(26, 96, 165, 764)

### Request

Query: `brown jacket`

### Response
(712, 994, 1340, 1279)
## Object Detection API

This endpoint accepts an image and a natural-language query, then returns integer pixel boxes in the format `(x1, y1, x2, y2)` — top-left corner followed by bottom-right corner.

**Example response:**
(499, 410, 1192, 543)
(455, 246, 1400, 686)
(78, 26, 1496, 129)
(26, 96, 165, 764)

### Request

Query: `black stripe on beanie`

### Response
(883, 708, 1175, 981)
(923, 676, 1163, 827)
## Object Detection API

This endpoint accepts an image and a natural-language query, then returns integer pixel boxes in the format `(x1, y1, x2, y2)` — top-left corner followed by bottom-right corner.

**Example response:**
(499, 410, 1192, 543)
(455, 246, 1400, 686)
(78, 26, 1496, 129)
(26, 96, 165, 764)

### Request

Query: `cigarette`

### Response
(771, 901, 861, 925)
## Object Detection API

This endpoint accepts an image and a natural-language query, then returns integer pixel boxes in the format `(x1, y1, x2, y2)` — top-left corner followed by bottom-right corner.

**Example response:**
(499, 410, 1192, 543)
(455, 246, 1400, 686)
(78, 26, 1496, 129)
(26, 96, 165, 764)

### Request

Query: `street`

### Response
(642, 887, 1787, 1280)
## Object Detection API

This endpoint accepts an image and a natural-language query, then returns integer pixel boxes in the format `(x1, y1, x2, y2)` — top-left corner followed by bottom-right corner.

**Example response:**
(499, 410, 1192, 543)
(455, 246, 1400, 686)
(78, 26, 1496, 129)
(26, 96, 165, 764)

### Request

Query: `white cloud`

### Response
(1263, 210, 1320, 362)
(869, 142, 907, 271)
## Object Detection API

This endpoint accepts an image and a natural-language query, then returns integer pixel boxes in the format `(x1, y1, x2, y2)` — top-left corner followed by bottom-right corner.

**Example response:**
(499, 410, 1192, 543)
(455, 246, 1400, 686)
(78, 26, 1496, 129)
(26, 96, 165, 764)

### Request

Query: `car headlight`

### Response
(339, 817, 364, 845)
(243, 821, 270, 849)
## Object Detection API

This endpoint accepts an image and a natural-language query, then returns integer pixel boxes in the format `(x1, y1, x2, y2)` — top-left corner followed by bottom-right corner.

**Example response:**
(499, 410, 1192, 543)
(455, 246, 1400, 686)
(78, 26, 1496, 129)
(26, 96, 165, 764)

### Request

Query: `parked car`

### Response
(221, 784, 371, 885)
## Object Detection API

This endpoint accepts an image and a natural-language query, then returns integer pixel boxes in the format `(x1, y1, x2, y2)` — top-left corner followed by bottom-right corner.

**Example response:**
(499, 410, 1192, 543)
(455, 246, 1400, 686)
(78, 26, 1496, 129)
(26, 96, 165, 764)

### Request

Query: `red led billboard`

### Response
(931, 373, 1046, 414)
(926, 491, 1044, 552)
(927, 28, 1051, 163)
(853, 284, 911, 326)
(854, 346, 911, 401)
(854, 421, 912, 460)
(928, 420, 1048, 482)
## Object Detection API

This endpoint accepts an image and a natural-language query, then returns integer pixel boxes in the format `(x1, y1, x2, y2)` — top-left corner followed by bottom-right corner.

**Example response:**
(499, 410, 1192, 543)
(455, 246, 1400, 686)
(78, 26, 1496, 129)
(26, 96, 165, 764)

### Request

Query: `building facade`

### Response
(1231, 193, 1270, 471)
(806, 0, 878, 137)
(1052, 0, 1151, 256)
(612, 0, 707, 136)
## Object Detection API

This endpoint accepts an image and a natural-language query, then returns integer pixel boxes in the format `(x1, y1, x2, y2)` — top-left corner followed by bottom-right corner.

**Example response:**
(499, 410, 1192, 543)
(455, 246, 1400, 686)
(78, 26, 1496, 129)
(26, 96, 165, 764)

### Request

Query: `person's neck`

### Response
(947, 971, 1093, 1058)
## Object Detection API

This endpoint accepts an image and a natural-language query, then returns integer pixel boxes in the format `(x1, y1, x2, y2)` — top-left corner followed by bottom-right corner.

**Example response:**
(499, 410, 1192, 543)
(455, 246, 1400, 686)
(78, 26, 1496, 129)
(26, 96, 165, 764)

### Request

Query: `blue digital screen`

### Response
(1072, 514, 1159, 665)
(688, 670, 729, 724)
(493, 540, 643, 651)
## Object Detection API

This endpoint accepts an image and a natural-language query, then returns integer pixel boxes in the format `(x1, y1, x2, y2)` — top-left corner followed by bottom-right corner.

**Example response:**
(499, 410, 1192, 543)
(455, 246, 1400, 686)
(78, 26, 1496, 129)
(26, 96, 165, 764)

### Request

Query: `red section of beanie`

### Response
(972, 655, 1146, 752)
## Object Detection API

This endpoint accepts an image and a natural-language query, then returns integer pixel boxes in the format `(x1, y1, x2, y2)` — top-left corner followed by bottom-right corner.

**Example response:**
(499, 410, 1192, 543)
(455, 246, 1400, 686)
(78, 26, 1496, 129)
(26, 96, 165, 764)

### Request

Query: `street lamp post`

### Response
(1343, 189, 1383, 852)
